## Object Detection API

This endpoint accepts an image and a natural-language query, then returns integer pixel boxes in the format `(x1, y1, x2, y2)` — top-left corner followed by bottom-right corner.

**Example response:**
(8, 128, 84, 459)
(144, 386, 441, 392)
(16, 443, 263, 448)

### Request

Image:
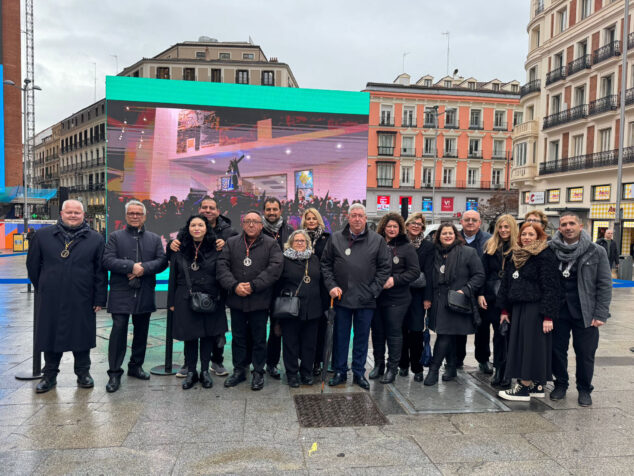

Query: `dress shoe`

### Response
(353, 374, 370, 390)
(424, 369, 439, 386)
(77, 374, 95, 388)
(106, 375, 121, 393)
(200, 370, 213, 389)
(267, 365, 281, 380)
(413, 371, 424, 382)
(300, 374, 314, 386)
(490, 367, 502, 386)
(578, 390, 592, 407)
(313, 363, 322, 377)
(287, 374, 300, 388)
(251, 371, 264, 391)
(128, 367, 151, 380)
(479, 361, 494, 375)
(442, 367, 457, 381)
(550, 385, 567, 401)
(35, 378, 56, 394)
(328, 372, 347, 387)
(368, 362, 384, 379)
(380, 368, 396, 384)
(224, 371, 246, 388)
(398, 367, 409, 377)
(182, 371, 198, 390)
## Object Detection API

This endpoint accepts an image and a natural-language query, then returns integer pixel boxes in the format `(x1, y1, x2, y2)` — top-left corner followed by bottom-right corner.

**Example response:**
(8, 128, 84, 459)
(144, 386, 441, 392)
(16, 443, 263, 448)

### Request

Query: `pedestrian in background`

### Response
(596, 229, 619, 276)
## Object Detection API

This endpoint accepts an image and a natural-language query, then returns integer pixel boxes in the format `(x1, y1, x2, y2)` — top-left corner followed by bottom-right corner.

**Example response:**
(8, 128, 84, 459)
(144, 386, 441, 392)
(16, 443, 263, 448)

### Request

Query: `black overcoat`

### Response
(405, 239, 434, 331)
(378, 234, 420, 307)
(276, 254, 323, 320)
(26, 224, 107, 352)
(103, 226, 168, 314)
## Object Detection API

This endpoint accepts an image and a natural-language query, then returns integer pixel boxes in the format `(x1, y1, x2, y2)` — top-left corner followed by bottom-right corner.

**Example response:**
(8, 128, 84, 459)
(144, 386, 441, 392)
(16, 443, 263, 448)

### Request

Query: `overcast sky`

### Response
(30, 0, 530, 131)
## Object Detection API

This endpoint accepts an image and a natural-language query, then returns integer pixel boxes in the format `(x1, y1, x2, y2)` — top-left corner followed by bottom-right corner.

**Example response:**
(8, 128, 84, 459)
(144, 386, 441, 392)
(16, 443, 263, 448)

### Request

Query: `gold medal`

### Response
(345, 248, 351, 256)
(303, 275, 311, 284)
(393, 256, 400, 264)
(60, 249, 70, 258)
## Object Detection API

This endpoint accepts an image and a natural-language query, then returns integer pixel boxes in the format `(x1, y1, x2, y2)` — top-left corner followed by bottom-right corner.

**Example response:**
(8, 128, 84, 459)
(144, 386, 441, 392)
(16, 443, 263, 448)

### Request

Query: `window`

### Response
(468, 81, 476, 89)
(211, 69, 222, 82)
(548, 189, 561, 203)
(380, 105, 393, 125)
(514, 142, 528, 166)
(445, 108, 457, 127)
(514, 111, 523, 126)
(442, 168, 454, 185)
(557, 8, 567, 34)
(469, 139, 481, 157)
(423, 79, 432, 87)
(243, 53, 254, 60)
(494, 110, 506, 129)
(424, 107, 436, 127)
(183, 68, 195, 81)
(549, 140, 560, 161)
(592, 185, 611, 201)
(402, 106, 415, 127)
(219, 52, 231, 60)
(605, 26, 616, 45)
(491, 169, 503, 186)
(401, 136, 415, 156)
(467, 168, 479, 186)
(422, 168, 433, 186)
(401, 165, 413, 186)
(573, 134, 584, 156)
(377, 162, 395, 187)
(599, 128, 611, 152)
(156, 67, 170, 79)
(629, 121, 634, 146)
(623, 183, 634, 200)
(261, 71, 274, 86)
(601, 74, 613, 97)
(531, 27, 541, 49)
(567, 186, 584, 202)
(492, 83, 500, 91)
(577, 40, 588, 58)
(470, 109, 481, 128)
(511, 84, 519, 92)
(493, 139, 506, 158)
(423, 137, 436, 156)
(378, 133, 395, 155)
(236, 70, 249, 84)
(196, 51, 205, 59)
(552, 94, 562, 113)
(580, 0, 591, 20)
(444, 138, 456, 157)
(444, 80, 452, 88)
(574, 85, 586, 106)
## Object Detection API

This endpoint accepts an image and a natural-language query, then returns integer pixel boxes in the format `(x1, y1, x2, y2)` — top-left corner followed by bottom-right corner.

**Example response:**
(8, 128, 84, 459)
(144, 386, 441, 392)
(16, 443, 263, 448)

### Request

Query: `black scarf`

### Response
(263, 217, 284, 237)
(434, 241, 462, 284)
(56, 219, 90, 242)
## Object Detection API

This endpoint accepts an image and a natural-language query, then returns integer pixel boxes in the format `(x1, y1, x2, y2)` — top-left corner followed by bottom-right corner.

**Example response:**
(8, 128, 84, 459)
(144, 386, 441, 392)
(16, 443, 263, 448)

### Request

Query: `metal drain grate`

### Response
(294, 393, 389, 428)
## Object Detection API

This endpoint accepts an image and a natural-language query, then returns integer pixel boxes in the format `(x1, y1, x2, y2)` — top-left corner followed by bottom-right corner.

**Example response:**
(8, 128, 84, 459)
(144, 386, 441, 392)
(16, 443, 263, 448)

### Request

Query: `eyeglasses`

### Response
(526, 218, 541, 223)
(126, 212, 144, 217)
(293, 239, 307, 244)
(243, 220, 262, 226)
(408, 222, 423, 228)
(349, 214, 365, 219)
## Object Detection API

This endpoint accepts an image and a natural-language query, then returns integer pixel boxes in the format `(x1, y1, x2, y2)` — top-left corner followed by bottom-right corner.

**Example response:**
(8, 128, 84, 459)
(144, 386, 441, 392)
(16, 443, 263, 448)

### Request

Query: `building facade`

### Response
(365, 74, 520, 223)
(513, 0, 634, 252)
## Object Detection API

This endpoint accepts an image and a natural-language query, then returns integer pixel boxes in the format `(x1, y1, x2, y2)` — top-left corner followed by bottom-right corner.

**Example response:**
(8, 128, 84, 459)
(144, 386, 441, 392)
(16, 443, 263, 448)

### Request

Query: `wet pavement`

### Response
(1, 254, 634, 474)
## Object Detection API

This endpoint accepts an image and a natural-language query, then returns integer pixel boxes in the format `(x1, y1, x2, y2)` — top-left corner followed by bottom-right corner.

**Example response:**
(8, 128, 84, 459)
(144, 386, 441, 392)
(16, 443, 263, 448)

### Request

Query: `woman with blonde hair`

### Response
(478, 214, 518, 388)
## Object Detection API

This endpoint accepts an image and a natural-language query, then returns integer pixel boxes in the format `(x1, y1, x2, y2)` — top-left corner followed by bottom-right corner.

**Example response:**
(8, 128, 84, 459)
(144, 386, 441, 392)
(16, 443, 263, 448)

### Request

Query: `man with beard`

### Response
(26, 200, 107, 393)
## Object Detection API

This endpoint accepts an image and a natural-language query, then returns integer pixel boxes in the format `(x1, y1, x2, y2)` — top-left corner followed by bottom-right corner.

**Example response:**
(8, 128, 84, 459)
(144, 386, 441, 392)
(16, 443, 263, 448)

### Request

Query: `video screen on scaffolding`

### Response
(105, 77, 369, 287)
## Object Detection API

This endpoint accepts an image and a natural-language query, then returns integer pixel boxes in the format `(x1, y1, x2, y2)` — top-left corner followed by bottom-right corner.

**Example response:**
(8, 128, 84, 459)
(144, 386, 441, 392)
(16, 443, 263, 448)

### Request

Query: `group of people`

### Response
(26, 197, 612, 407)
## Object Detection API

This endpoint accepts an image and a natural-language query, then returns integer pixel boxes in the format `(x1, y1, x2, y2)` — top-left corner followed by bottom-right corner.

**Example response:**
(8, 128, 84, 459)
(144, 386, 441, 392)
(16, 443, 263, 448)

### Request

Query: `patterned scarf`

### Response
(408, 233, 423, 249)
(263, 216, 284, 237)
(512, 239, 548, 269)
(306, 226, 323, 248)
(283, 248, 312, 260)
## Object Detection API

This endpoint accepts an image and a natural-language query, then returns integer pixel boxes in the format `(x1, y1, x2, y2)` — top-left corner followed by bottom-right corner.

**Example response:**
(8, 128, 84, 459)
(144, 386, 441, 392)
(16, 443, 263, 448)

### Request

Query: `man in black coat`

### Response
(322, 204, 392, 390)
(169, 196, 238, 377)
(103, 200, 168, 393)
(26, 199, 107, 394)
(261, 197, 294, 380)
(596, 229, 619, 270)
(217, 210, 283, 390)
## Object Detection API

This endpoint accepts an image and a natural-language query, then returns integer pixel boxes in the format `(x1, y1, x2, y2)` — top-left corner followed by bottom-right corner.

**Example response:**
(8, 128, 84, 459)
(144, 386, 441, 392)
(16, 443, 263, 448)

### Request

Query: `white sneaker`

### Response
(498, 382, 531, 402)
(529, 383, 545, 398)
(175, 365, 187, 378)
(211, 362, 229, 376)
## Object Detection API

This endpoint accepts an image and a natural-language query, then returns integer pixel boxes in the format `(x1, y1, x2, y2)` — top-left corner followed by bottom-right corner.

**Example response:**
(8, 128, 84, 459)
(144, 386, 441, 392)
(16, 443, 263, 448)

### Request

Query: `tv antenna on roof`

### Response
(441, 31, 450, 76)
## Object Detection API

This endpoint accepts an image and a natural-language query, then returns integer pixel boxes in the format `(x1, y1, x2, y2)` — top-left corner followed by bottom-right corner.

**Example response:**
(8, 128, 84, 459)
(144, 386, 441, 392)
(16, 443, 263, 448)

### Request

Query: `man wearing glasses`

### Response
(103, 200, 168, 392)
(217, 210, 283, 390)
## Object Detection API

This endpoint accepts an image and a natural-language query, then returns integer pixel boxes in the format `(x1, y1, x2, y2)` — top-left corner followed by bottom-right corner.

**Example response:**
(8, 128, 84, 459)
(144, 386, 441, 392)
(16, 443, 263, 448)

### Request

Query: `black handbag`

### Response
(447, 289, 472, 314)
(272, 260, 308, 319)
(181, 256, 218, 313)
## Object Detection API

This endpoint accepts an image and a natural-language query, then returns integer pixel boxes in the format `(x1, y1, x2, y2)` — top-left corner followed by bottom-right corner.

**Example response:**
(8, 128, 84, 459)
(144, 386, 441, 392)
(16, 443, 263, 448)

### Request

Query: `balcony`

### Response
(468, 151, 483, 159)
(443, 149, 458, 158)
(492, 151, 508, 160)
(626, 87, 634, 105)
(512, 120, 538, 139)
(400, 148, 416, 157)
(379, 118, 394, 127)
(539, 146, 634, 175)
(593, 41, 621, 65)
(444, 122, 459, 129)
(493, 122, 507, 131)
(378, 146, 394, 156)
(511, 164, 538, 182)
(423, 121, 436, 128)
(469, 123, 483, 131)
(423, 150, 436, 158)
(401, 119, 416, 128)
(520, 79, 541, 97)
(588, 95, 618, 116)
(545, 66, 566, 86)
(567, 55, 591, 77)
(542, 104, 587, 129)
(377, 178, 393, 187)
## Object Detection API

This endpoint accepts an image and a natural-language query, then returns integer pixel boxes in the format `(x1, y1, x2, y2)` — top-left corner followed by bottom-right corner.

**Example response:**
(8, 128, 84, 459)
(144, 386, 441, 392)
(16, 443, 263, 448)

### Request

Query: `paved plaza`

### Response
(1, 254, 634, 475)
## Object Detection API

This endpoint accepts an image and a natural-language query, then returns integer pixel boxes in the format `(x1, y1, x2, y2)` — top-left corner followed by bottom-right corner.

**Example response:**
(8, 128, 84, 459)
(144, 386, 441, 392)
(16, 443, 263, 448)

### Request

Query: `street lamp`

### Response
(430, 106, 446, 224)
(3, 79, 42, 234)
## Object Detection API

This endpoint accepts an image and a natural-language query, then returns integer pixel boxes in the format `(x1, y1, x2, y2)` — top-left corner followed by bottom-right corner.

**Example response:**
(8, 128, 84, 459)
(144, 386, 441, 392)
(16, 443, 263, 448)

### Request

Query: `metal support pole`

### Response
(615, 0, 630, 251)
(431, 108, 439, 224)
(150, 309, 177, 375)
(22, 83, 32, 293)
(15, 291, 42, 380)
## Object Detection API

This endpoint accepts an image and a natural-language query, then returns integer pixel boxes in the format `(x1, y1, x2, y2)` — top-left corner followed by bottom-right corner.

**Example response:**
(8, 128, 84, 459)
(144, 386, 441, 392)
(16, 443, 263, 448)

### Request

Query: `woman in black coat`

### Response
(369, 213, 420, 384)
(497, 222, 560, 402)
(424, 223, 485, 386)
(301, 208, 332, 376)
(168, 215, 228, 390)
(477, 214, 518, 389)
(399, 212, 435, 381)
(277, 229, 323, 387)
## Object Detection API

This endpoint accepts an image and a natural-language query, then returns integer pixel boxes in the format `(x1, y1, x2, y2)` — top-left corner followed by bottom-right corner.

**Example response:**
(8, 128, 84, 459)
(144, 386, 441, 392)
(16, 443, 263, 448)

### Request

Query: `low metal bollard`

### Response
(150, 308, 177, 376)
(15, 290, 43, 380)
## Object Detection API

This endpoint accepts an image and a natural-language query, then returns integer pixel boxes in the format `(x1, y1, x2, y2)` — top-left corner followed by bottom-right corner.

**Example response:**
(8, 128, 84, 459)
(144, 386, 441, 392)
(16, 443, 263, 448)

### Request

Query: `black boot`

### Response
(424, 368, 439, 386)
(491, 367, 502, 387)
(182, 371, 198, 390)
(200, 370, 213, 389)
(36, 377, 57, 394)
(106, 375, 121, 393)
(442, 366, 457, 381)
(380, 367, 396, 384)
(369, 362, 385, 379)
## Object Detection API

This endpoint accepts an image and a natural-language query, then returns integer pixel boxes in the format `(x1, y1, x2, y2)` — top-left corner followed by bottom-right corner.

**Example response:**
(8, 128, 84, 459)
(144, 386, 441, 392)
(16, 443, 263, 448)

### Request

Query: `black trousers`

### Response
(399, 327, 424, 373)
(266, 316, 282, 368)
(552, 310, 599, 393)
(107, 313, 151, 376)
(371, 303, 409, 370)
(430, 334, 456, 371)
(476, 307, 507, 369)
(211, 338, 224, 365)
(231, 309, 268, 374)
(184, 337, 215, 373)
(280, 318, 319, 378)
(43, 350, 91, 380)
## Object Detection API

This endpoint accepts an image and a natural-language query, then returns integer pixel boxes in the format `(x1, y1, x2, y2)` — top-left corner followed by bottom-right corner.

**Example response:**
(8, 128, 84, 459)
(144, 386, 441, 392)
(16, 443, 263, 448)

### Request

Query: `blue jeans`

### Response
(333, 307, 374, 377)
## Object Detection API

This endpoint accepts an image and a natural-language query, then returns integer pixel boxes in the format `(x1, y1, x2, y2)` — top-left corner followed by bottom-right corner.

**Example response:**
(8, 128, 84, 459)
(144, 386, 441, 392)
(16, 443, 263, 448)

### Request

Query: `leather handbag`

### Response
(447, 289, 472, 314)
(181, 256, 218, 314)
(272, 260, 308, 319)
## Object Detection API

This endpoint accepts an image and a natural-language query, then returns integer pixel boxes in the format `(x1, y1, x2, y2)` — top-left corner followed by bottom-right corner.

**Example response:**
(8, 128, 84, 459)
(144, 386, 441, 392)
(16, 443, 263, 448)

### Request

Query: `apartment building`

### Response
(32, 124, 61, 217)
(365, 74, 520, 221)
(513, 0, 634, 251)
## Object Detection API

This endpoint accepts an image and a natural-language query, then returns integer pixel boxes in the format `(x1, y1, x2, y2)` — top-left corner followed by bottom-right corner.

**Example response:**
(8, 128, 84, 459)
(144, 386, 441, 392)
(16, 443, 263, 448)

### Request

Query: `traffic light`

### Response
(31, 213, 37, 219)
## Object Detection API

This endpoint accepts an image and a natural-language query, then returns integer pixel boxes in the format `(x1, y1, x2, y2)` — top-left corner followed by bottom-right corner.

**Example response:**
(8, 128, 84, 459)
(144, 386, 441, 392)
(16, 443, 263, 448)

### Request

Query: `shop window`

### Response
(567, 186, 584, 202)
(592, 185, 611, 201)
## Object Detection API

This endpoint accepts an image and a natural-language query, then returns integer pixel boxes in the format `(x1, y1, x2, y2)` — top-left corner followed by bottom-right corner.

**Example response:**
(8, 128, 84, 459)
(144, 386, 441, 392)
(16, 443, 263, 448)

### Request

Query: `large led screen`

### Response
(106, 77, 369, 245)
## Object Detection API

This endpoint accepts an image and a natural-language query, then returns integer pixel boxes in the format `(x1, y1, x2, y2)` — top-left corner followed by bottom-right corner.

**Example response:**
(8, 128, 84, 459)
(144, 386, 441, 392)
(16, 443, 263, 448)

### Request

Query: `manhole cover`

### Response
(294, 393, 389, 428)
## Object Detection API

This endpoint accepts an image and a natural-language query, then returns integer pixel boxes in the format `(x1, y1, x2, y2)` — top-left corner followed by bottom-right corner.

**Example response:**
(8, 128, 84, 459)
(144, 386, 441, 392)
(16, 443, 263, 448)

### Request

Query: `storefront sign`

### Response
(548, 189, 560, 203)
(466, 199, 478, 211)
(441, 197, 454, 212)
(568, 187, 583, 202)
(593, 185, 610, 201)
(590, 203, 634, 219)
(377, 195, 390, 211)
(528, 191, 545, 205)
(422, 198, 433, 212)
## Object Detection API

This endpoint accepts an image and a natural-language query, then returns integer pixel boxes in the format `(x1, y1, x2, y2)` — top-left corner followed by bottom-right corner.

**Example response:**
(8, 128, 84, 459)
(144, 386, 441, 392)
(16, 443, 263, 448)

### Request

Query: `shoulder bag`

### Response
(181, 255, 218, 313)
(272, 260, 308, 319)
(447, 283, 482, 327)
